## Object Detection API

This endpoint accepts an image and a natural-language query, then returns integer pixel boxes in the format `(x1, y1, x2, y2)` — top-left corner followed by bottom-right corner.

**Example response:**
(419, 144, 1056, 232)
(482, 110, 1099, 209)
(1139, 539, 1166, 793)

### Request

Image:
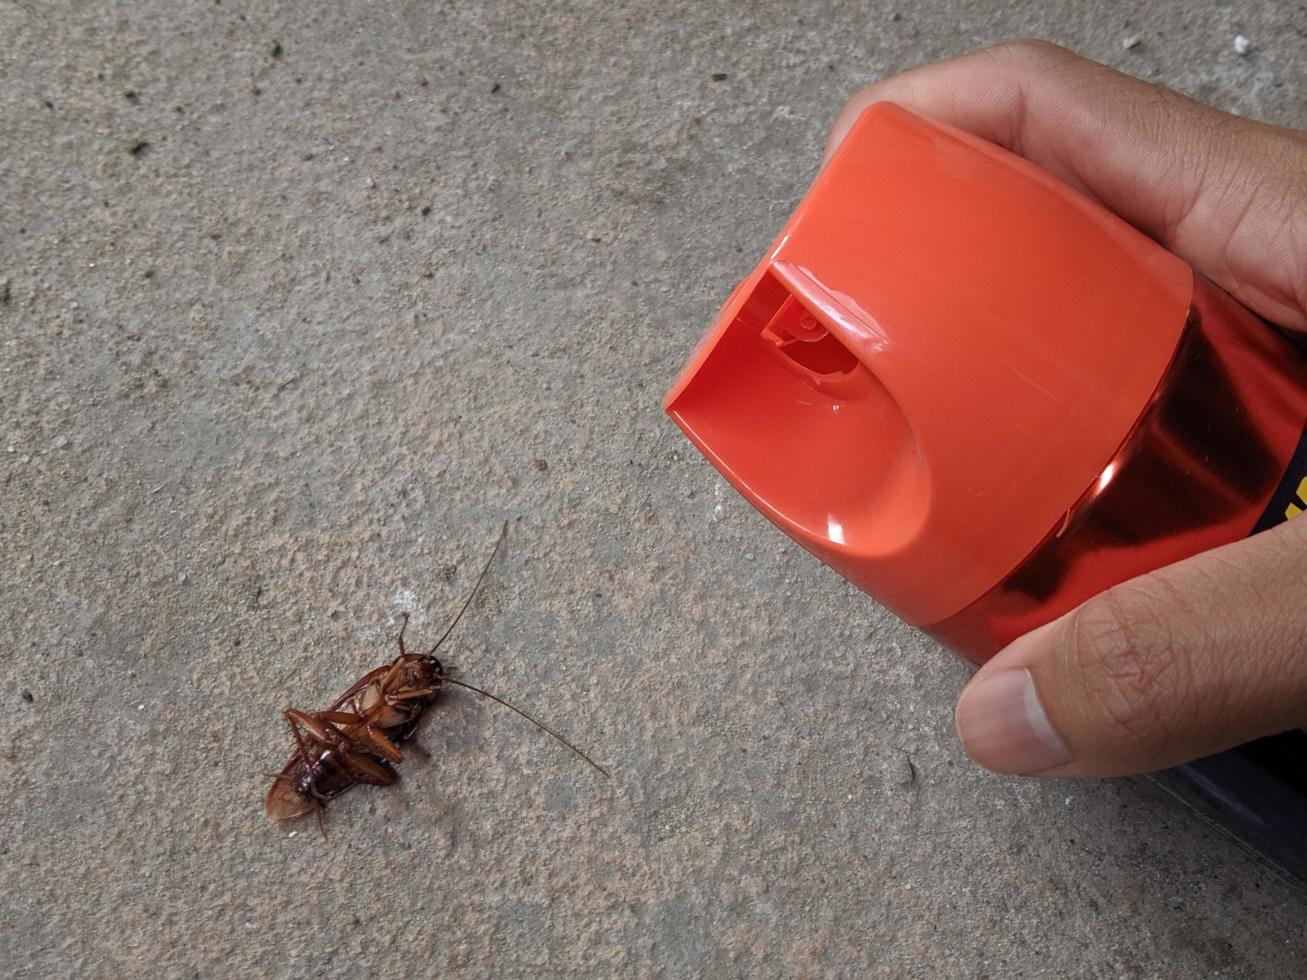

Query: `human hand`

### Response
(828, 41, 1307, 778)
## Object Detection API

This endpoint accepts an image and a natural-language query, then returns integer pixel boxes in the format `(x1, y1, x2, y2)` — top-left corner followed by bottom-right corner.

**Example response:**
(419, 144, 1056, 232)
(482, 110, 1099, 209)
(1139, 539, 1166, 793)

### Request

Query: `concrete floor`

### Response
(2, 1, 1305, 976)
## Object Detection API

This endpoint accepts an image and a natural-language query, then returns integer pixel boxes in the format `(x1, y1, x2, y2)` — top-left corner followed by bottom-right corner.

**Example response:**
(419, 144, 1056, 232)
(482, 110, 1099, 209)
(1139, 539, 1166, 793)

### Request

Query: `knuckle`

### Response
(991, 38, 1072, 64)
(1061, 585, 1193, 754)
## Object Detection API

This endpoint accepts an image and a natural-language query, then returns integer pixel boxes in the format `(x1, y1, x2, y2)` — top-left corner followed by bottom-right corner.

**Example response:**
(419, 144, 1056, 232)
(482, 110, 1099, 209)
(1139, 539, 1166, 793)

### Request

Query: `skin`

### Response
(827, 41, 1307, 778)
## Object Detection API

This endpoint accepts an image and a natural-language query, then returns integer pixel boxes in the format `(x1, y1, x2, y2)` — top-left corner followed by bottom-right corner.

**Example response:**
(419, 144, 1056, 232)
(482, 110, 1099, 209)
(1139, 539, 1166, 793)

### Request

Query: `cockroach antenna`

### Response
(441, 675, 610, 778)
(427, 520, 509, 656)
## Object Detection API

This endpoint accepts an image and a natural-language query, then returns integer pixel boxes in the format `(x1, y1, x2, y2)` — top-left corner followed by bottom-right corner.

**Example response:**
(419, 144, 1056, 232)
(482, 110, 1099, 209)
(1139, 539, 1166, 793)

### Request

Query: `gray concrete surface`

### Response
(2, 0, 1305, 976)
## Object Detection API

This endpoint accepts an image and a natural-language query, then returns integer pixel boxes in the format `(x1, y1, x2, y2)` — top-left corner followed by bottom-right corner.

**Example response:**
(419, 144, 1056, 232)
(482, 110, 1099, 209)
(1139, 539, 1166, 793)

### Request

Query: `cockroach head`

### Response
(414, 653, 446, 682)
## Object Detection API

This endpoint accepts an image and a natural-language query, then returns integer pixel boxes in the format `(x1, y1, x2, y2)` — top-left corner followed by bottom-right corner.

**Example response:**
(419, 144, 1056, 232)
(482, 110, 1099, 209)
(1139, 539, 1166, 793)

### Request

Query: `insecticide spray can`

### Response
(664, 103, 1307, 888)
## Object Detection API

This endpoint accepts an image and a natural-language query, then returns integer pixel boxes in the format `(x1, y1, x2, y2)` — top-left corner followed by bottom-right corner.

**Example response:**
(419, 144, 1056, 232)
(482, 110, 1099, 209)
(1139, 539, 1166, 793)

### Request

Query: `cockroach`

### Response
(265, 523, 608, 825)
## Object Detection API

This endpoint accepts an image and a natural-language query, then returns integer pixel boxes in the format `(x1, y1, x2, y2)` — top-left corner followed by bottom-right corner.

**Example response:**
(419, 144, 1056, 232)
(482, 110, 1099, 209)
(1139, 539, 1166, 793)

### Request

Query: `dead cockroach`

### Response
(265, 522, 608, 825)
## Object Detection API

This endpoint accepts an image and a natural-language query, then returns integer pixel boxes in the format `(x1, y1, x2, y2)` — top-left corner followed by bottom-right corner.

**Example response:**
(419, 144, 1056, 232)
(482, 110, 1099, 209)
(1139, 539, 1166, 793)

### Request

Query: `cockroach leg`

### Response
(378, 657, 409, 697)
(286, 707, 358, 750)
(397, 611, 410, 657)
(285, 707, 340, 746)
(388, 687, 439, 703)
(361, 724, 404, 763)
(283, 708, 361, 811)
(343, 751, 396, 786)
(285, 708, 320, 775)
(284, 713, 334, 834)
(319, 710, 365, 727)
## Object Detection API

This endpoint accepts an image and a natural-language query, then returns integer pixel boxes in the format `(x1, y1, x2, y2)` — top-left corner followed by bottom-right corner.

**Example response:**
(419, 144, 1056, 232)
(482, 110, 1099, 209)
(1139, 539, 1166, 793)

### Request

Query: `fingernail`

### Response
(955, 668, 1071, 775)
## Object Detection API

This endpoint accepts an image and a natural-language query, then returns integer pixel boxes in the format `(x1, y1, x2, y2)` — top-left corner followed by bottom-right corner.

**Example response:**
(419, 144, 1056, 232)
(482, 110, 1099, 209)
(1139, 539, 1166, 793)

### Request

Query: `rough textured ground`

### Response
(2, 1, 1305, 977)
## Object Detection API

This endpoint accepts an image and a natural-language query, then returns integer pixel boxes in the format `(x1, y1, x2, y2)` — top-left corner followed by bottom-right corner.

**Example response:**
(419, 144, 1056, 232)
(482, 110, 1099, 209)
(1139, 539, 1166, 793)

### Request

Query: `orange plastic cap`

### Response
(665, 103, 1193, 626)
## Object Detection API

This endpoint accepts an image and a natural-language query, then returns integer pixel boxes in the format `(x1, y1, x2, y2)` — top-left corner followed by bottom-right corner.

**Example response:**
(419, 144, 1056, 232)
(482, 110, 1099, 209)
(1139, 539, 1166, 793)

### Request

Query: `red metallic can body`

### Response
(931, 277, 1307, 662)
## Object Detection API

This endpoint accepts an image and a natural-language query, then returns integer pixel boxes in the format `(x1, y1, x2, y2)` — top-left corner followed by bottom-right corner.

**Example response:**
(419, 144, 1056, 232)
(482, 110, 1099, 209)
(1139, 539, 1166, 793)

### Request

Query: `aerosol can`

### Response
(665, 103, 1307, 888)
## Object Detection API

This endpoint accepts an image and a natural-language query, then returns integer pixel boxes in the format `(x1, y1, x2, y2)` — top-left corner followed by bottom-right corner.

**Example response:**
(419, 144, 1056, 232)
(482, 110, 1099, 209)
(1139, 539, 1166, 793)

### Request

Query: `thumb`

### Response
(954, 516, 1307, 778)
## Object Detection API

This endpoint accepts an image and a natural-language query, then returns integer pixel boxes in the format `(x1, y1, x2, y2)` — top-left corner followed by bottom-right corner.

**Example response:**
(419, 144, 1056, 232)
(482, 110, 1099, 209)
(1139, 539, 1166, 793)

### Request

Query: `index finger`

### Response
(827, 40, 1307, 331)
